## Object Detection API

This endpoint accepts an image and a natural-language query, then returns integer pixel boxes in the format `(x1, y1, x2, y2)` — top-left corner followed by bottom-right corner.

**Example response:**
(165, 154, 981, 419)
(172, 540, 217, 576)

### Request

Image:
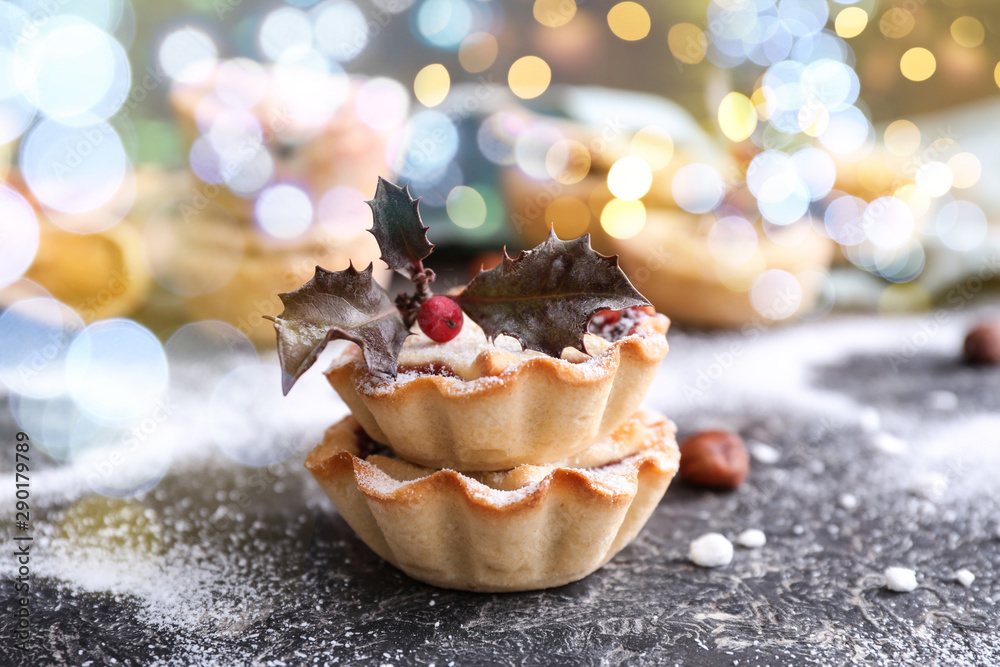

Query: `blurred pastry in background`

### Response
(499, 86, 836, 328)
(143, 190, 386, 344)
(169, 59, 404, 221)
(162, 60, 398, 342)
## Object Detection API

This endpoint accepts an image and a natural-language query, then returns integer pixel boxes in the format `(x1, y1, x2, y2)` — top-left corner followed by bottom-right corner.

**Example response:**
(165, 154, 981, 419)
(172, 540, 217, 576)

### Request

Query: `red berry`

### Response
(417, 296, 464, 343)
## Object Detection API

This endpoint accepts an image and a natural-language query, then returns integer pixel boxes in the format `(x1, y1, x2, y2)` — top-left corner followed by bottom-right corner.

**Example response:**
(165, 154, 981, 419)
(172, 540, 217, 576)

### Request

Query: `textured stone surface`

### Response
(2, 311, 999, 666)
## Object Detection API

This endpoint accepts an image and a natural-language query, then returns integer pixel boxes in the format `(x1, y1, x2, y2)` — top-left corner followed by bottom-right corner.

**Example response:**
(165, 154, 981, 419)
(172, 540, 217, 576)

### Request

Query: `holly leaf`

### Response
(455, 231, 650, 357)
(366, 177, 434, 279)
(267, 264, 411, 394)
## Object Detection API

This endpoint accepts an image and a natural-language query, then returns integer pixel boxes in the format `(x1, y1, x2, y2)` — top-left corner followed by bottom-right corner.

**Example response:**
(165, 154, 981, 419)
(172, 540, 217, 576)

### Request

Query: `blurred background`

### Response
(1, 0, 1000, 485)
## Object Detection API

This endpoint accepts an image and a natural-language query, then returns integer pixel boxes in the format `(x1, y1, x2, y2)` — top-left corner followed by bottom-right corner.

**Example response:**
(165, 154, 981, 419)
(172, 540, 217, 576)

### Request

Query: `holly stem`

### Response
(396, 262, 436, 328)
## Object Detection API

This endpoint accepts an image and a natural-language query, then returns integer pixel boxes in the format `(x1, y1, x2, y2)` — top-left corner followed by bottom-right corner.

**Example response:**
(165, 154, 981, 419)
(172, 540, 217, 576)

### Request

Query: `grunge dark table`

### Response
(2, 308, 999, 666)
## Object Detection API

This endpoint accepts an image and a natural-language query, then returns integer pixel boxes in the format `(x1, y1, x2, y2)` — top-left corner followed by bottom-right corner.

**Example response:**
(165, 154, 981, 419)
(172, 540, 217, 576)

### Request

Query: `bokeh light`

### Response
(915, 161, 952, 198)
(0, 298, 84, 399)
(414, 63, 451, 108)
(717, 92, 757, 142)
(947, 153, 982, 189)
(884, 119, 921, 156)
(534, 0, 576, 28)
(259, 7, 312, 62)
(950, 17, 985, 48)
(66, 319, 169, 423)
(600, 198, 646, 239)
(318, 185, 372, 237)
(834, 7, 867, 39)
(668, 23, 706, 64)
(20, 119, 131, 222)
(255, 184, 314, 239)
(14, 17, 131, 126)
(630, 126, 674, 170)
(458, 32, 498, 73)
(0, 186, 40, 289)
(159, 27, 217, 83)
(864, 196, 914, 250)
(607, 156, 652, 201)
(546, 139, 590, 185)
(508, 56, 552, 100)
(607, 2, 651, 42)
(446, 185, 487, 229)
(707, 216, 758, 267)
(900, 47, 936, 82)
(671, 163, 724, 214)
(355, 77, 410, 131)
(879, 8, 915, 39)
(314, 0, 369, 62)
(750, 269, 802, 321)
(936, 200, 987, 251)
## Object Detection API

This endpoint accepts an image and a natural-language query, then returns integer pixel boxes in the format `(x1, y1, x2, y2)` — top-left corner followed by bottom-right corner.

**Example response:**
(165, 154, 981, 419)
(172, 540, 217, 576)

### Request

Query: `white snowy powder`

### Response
(689, 533, 734, 568)
(748, 441, 781, 465)
(838, 493, 859, 510)
(925, 390, 959, 411)
(858, 407, 881, 432)
(884, 567, 918, 593)
(955, 568, 976, 587)
(910, 473, 948, 501)
(735, 529, 766, 549)
(873, 432, 907, 455)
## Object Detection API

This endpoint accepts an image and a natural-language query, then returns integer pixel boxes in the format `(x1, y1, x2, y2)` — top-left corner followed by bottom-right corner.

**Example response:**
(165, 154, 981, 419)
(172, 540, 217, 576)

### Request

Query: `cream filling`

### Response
(396, 319, 614, 381)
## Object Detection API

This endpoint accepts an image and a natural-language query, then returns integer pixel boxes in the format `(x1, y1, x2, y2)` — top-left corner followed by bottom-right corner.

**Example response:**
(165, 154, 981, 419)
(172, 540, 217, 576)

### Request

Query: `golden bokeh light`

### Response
(835, 7, 868, 39)
(900, 47, 936, 81)
(951, 16, 985, 48)
(458, 32, 498, 73)
(607, 2, 651, 42)
(630, 125, 674, 170)
(607, 156, 653, 200)
(798, 105, 829, 137)
(717, 92, 757, 142)
(413, 64, 450, 107)
(546, 139, 591, 185)
(667, 23, 706, 64)
(879, 8, 915, 39)
(995, 62, 1000, 89)
(508, 56, 552, 99)
(533, 0, 576, 28)
(750, 86, 777, 121)
(600, 198, 646, 239)
(894, 184, 931, 219)
(884, 119, 921, 156)
(545, 197, 591, 238)
(947, 152, 982, 189)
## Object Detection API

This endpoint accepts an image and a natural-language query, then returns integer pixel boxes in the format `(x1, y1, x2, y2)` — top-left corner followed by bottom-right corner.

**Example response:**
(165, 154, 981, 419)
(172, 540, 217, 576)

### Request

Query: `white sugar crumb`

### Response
(838, 493, 859, 510)
(748, 441, 780, 465)
(689, 533, 734, 568)
(858, 407, 881, 432)
(735, 529, 766, 549)
(884, 567, 918, 592)
(873, 432, 907, 454)
(910, 472, 948, 501)
(925, 390, 958, 411)
(955, 568, 976, 587)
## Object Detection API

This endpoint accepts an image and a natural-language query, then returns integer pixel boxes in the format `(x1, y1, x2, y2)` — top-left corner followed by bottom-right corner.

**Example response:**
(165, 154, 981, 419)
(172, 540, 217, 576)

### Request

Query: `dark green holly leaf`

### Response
(267, 264, 410, 394)
(366, 177, 434, 279)
(455, 231, 650, 357)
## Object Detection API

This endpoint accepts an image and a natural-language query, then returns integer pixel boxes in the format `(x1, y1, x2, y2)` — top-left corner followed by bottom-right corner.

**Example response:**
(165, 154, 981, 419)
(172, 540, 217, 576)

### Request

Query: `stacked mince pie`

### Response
(305, 308, 680, 592)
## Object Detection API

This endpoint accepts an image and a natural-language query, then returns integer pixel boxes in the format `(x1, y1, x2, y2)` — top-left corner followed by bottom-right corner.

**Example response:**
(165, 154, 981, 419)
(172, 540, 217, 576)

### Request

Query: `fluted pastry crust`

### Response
(305, 410, 679, 592)
(324, 313, 669, 471)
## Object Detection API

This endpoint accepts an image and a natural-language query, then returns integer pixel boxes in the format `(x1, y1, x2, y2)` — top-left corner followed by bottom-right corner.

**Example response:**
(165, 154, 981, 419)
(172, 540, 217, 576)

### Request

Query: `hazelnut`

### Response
(963, 321, 1000, 365)
(679, 430, 750, 490)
